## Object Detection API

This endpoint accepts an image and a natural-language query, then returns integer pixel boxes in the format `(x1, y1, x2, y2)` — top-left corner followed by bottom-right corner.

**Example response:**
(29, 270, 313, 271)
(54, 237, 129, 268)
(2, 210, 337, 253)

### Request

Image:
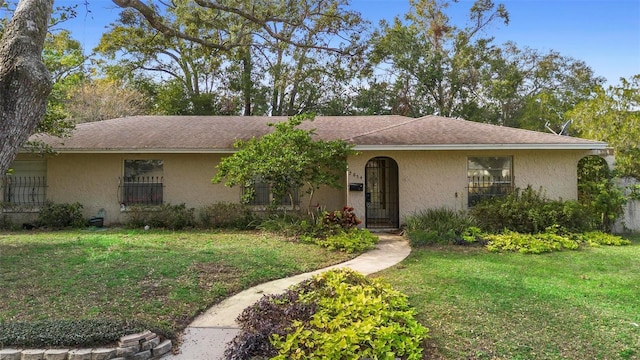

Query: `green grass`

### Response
(0, 229, 354, 336)
(378, 235, 640, 360)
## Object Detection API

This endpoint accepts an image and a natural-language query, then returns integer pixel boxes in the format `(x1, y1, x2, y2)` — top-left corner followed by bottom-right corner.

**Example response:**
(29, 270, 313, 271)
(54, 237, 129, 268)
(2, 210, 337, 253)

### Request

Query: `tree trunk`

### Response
(0, 0, 53, 174)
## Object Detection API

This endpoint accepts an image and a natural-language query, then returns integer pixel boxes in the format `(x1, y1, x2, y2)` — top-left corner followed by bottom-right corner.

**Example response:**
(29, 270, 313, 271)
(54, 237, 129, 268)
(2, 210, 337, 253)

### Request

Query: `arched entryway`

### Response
(365, 157, 399, 229)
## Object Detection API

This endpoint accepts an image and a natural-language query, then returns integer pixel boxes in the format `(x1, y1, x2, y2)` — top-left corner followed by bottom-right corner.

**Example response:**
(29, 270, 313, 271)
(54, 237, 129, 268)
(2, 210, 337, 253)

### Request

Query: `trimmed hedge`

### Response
(0, 319, 172, 348)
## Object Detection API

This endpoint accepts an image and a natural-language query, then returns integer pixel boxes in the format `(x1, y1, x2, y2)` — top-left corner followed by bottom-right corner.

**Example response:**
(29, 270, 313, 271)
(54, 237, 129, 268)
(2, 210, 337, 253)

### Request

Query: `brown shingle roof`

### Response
(30, 115, 607, 152)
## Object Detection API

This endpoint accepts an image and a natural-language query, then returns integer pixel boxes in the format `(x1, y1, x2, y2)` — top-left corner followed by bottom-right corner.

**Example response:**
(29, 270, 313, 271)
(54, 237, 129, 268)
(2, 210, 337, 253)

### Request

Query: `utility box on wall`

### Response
(349, 183, 363, 191)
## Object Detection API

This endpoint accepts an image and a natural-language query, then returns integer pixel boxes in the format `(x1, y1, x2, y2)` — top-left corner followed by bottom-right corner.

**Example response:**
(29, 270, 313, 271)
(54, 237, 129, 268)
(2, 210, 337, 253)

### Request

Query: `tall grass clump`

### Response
(405, 207, 477, 246)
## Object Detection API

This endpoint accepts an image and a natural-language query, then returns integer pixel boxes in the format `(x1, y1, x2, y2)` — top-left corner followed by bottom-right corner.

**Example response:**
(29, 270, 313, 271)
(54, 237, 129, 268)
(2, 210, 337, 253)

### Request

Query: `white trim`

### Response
(35, 149, 238, 154)
(353, 143, 608, 151)
(23, 143, 607, 154)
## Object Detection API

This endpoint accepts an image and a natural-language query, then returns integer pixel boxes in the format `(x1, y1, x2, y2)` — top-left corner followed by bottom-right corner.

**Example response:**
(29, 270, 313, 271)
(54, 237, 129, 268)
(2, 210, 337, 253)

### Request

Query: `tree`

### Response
(96, 7, 229, 115)
(212, 114, 355, 212)
(34, 29, 86, 141)
(64, 79, 149, 122)
(371, 0, 509, 118)
(0, 0, 53, 174)
(109, 0, 369, 116)
(488, 44, 604, 130)
(569, 75, 640, 178)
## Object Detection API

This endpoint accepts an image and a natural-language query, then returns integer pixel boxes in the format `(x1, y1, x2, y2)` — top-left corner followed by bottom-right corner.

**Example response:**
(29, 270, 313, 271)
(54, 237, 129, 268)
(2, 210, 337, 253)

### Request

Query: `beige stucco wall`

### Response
(9, 149, 597, 227)
(43, 153, 239, 225)
(9, 153, 346, 225)
(346, 149, 594, 227)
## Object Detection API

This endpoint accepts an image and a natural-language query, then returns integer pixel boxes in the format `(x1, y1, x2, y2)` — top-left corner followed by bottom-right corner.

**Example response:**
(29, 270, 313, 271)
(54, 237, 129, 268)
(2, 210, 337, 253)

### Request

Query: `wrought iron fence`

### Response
(1, 176, 47, 206)
(467, 175, 513, 207)
(119, 176, 163, 206)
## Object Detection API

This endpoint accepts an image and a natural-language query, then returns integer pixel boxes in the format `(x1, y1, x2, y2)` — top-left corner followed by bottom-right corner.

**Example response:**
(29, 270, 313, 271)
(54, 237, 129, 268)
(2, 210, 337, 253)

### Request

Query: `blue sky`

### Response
(60, 0, 639, 86)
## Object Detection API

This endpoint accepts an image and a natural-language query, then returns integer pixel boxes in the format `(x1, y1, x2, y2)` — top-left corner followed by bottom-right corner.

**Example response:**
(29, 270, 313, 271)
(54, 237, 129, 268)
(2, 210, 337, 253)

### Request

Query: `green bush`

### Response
(0, 213, 15, 230)
(321, 206, 362, 232)
(38, 202, 85, 229)
(0, 319, 172, 348)
(198, 202, 255, 229)
(484, 229, 630, 254)
(574, 231, 631, 246)
(225, 269, 428, 360)
(405, 207, 476, 246)
(257, 213, 319, 238)
(485, 230, 580, 254)
(125, 203, 195, 230)
(469, 186, 593, 234)
(308, 228, 378, 253)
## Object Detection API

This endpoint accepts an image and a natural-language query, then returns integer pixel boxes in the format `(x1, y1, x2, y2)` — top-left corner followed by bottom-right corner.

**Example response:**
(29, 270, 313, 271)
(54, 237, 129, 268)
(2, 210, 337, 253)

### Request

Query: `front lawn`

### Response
(0, 229, 354, 344)
(379, 235, 640, 360)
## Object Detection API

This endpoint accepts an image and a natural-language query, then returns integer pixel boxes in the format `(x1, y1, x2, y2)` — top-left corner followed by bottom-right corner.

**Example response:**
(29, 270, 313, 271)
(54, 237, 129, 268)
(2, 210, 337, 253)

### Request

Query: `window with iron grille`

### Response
(120, 160, 163, 206)
(1, 160, 47, 207)
(244, 177, 300, 206)
(467, 156, 513, 207)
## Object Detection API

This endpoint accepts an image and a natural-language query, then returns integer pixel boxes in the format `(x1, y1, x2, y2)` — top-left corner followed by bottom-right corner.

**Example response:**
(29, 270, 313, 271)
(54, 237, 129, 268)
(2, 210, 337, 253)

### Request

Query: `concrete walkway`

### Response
(165, 233, 410, 359)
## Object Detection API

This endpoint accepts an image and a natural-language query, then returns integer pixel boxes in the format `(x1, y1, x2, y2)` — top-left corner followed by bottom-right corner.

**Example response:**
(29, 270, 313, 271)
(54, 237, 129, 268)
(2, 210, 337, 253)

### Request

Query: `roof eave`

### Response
(353, 143, 609, 151)
(21, 143, 608, 154)
(20, 148, 238, 154)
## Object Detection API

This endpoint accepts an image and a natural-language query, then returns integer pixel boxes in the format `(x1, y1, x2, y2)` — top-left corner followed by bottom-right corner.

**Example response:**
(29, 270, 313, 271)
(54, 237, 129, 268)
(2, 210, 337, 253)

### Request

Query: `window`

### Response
(120, 160, 163, 205)
(244, 177, 300, 206)
(1, 160, 47, 206)
(467, 156, 513, 207)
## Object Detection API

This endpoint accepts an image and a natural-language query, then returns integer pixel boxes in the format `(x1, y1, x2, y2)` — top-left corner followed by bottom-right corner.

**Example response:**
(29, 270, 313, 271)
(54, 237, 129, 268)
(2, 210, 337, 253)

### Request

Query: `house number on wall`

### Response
(348, 170, 363, 180)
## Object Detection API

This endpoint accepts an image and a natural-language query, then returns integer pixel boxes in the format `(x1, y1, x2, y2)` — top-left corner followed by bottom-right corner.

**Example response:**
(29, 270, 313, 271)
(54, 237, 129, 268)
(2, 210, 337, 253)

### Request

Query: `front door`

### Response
(365, 157, 399, 229)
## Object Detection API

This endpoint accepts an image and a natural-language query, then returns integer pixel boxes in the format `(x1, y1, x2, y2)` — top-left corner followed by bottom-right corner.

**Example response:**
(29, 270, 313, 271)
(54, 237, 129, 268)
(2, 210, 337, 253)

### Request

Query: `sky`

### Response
(56, 0, 640, 86)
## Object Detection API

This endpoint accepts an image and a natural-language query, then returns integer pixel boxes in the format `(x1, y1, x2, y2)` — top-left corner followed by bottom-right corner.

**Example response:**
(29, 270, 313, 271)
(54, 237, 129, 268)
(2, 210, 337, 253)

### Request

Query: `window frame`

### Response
(243, 177, 300, 207)
(1, 160, 47, 208)
(467, 156, 513, 207)
(120, 159, 164, 206)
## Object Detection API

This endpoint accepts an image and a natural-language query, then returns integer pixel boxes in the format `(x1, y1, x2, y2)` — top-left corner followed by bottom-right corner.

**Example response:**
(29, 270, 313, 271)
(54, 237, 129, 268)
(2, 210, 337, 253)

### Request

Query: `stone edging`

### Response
(0, 330, 172, 360)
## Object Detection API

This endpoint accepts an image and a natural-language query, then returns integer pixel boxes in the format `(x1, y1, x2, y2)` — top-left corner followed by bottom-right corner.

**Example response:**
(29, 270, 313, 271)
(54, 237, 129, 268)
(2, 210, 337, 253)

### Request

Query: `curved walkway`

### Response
(165, 233, 411, 359)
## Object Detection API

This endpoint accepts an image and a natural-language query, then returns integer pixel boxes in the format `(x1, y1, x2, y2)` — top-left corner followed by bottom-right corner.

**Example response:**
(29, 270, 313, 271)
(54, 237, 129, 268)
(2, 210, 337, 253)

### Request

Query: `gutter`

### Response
(353, 143, 609, 151)
(21, 143, 608, 154)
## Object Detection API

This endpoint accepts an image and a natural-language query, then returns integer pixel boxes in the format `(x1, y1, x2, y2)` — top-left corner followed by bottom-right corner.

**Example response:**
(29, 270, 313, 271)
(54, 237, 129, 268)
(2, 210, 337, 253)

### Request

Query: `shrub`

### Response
(310, 228, 378, 253)
(469, 186, 593, 234)
(321, 206, 362, 232)
(38, 202, 85, 229)
(404, 207, 476, 246)
(0, 213, 15, 230)
(224, 286, 317, 360)
(578, 178, 626, 232)
(125, 203, 195, 230)
(484, 229, 630, 254)
(256, 213, 319, 239)
(0, 319, 172, 348)
(225, 269, 428, 360)
(484, 230, 580, 254)
(574, 231, 631, 246)
(198, 202, 254, 229)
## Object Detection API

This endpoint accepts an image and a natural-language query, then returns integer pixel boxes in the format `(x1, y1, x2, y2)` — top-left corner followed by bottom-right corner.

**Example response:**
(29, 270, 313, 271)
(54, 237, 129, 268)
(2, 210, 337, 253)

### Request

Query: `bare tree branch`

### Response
(112, 0, 355, 55)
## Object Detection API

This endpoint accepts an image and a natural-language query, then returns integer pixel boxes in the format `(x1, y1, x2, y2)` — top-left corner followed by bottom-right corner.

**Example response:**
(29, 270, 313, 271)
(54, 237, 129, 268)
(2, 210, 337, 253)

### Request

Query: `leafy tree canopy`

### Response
(569, 75, 640, 178)
(212, 114, 355, 211)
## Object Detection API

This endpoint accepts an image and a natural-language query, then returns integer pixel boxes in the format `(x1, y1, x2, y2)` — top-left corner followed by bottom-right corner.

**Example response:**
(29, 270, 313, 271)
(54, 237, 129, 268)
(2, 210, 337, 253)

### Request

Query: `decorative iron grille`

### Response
(1, 176, 47, 206)
(467, 175, 513, 207)
(119, 176, 163, 206)
(244, 180, 300, 206)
